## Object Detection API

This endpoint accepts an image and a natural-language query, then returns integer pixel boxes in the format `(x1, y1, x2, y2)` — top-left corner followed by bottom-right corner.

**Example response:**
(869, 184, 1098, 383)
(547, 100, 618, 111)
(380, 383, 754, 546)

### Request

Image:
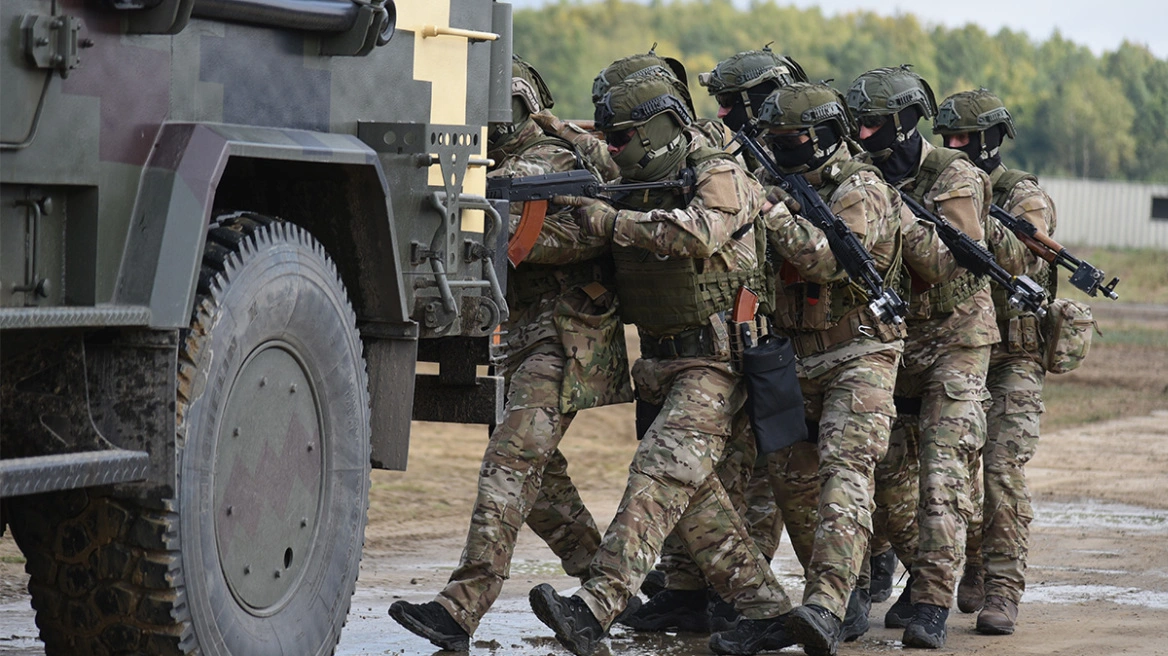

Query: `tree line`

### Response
(513, 0, 1168, 183)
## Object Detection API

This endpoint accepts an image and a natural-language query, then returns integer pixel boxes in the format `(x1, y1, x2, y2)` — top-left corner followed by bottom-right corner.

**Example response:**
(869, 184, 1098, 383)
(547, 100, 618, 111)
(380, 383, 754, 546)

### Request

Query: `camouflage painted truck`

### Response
(0, 0, 513, 653)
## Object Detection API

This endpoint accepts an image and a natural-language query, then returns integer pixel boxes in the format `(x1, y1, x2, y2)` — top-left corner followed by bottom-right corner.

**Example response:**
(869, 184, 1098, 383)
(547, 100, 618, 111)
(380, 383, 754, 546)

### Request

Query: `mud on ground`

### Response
(2, 303, 1167, 655)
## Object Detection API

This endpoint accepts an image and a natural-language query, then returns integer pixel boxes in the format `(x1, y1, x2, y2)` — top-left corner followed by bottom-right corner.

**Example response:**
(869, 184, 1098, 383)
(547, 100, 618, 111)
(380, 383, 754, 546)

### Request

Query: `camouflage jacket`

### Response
(489, 118, 611, 358)
(988, 165, 1058, 320)
(611, 126, 763, 274)
(759, 147, 904, 377)
(894, 140, 1001, 371)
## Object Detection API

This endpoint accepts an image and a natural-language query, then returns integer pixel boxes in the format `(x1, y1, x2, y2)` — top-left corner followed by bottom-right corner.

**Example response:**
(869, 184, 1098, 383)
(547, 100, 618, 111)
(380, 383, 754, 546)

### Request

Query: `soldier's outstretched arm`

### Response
(611, 162, 762, 259)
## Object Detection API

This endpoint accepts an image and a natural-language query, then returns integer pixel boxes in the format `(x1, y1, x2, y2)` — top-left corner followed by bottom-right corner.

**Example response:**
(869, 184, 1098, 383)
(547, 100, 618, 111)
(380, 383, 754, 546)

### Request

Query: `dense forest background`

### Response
(513, 0, 1168, 183)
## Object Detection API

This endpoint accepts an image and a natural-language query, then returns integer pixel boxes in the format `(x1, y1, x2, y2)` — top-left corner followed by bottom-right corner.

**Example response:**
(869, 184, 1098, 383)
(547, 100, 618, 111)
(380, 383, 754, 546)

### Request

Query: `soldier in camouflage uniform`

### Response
(934, 89, 1057, 635)
(845, 66, 1026, 649)
(618, 48, 819, 635)
(527, 72, 799, 656)
(710, 82, 908, 656)
(388, 56, 633, 651)
(698, 47, 821, 575)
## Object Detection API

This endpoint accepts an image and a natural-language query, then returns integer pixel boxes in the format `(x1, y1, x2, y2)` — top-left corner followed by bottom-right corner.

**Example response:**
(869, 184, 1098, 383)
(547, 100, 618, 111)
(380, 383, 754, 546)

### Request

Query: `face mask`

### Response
(615, 114, 687, 182)
(860, 118, 898, 160)
(879, 130, 923, 184)
(721, 101, 750, 132)
(768, 124, 840, 172)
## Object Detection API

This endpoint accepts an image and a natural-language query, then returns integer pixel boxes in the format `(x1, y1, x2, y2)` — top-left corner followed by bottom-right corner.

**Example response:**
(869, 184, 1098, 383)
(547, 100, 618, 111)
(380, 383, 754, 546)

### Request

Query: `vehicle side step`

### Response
(0, 451, 150, 498)
(0, 305, 152, 329)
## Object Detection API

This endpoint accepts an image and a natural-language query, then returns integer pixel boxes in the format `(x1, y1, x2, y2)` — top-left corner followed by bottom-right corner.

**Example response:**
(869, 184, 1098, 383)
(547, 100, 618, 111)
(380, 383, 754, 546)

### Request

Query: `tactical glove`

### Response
(553, 195, 617, 238)
(765, 185, 801, 214)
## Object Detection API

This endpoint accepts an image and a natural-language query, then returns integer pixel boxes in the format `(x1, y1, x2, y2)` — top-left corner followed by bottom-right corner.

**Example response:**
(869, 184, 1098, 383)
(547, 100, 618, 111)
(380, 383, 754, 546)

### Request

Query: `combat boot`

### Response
(786, 604, 841, 656)
(708, 593, 743, 632)
(708, 615, 796, 656)
(616, 588, 710, 632)
(902, 603, 948, 649)
(640, 568, 667, 598)
(870, 549, 899, 602)
(883, 574, 915, 629)
(975, 595, 1019, 635)
(388, 600, 470, 651)
(529, 584, 605, 656)
(839, 586, 871, 642)
(956, 563, 985, 613)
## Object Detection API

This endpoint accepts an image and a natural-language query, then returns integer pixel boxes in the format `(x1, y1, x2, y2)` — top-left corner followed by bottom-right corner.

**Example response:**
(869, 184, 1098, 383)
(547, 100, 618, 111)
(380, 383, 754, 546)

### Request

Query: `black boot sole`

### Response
(903, 623, 946, 649)
(786, 608, 839, 656)
(529, 584, 602, 656)
(388, 602, 470, 651)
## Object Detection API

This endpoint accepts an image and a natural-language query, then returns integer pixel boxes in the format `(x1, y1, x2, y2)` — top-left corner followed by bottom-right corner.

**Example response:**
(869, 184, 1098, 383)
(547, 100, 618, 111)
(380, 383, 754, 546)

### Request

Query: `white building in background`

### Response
(1042, 178, 1168, 250)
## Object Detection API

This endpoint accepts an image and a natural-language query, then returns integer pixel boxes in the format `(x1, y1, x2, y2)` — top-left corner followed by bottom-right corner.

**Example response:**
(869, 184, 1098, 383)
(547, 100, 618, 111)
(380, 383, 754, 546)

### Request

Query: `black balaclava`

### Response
(722, 82, 778, 132)
(866, 105, 923, 184)
(769, 124, 841, 172)
(952, 124, 1006, 173)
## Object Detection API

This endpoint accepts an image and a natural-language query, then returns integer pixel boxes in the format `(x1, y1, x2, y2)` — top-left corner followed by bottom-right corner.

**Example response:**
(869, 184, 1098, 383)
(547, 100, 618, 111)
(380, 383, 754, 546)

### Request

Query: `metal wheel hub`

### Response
(214, 342, 324, 612)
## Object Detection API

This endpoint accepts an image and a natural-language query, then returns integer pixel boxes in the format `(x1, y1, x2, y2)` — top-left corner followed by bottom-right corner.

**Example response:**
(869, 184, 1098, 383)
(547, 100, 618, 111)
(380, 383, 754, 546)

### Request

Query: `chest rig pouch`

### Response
(905, 148, 989, 320)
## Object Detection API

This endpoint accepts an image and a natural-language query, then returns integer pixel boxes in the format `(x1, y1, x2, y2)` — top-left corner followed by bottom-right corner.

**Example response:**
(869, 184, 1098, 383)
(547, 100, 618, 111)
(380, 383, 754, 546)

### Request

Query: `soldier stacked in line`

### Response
(389, 45, 1061, 656)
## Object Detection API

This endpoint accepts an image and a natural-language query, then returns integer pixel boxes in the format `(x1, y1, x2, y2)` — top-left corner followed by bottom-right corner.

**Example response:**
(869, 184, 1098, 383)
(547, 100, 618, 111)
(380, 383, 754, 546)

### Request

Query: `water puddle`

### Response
(1032, 500, 1168, 533)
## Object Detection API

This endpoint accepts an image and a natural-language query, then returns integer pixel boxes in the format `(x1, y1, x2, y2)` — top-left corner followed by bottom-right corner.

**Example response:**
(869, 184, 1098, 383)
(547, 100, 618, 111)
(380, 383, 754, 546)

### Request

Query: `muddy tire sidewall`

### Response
(180, 222, 369, 656)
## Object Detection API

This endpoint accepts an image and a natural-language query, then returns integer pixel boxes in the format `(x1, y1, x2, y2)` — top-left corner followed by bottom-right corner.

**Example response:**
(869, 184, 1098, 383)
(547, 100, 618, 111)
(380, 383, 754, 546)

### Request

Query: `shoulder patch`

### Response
(699, 168, 743, 212)
(932, 186, 974, 202)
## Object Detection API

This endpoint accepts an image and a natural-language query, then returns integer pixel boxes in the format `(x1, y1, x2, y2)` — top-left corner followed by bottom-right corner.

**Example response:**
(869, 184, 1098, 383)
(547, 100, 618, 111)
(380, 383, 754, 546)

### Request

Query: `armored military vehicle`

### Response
(1, 1, 513, 653)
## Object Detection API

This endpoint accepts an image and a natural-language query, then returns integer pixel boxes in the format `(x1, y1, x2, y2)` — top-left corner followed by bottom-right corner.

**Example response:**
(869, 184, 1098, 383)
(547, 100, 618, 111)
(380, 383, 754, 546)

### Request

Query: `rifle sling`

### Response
(507, 199, 548, 267)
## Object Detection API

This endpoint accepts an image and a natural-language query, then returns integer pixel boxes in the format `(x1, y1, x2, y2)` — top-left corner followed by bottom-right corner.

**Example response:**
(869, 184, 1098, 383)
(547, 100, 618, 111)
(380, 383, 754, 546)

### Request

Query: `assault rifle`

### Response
(487, 168, 697, 267)
(989, 204, 1120, 300)
(486, 168, 696, 205)
(899, 193, 1047, 315)
(731, 125, 908, 326)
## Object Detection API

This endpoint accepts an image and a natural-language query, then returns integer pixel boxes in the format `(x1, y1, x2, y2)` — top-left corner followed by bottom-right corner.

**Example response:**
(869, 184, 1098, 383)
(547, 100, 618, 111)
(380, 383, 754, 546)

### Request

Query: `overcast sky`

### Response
(507, 0, 1168, 59)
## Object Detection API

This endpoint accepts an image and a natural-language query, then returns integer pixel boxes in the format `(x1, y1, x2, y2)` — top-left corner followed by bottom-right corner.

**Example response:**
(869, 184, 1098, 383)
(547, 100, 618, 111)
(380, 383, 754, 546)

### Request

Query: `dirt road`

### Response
(2, 304, 1167, 655)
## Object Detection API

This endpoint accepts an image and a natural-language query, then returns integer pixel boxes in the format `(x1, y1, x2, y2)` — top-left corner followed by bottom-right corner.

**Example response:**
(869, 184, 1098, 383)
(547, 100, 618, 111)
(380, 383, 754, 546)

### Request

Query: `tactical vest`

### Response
(506, 131, 610, 305)
(990, 167, 1055, 351)
(905, 147, 989, 318)
(772, 160, 907, 354)
(613, 145, 765, 335)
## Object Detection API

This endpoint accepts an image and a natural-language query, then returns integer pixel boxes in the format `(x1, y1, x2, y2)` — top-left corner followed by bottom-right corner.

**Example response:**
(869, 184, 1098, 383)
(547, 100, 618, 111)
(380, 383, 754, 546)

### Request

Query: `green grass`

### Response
(1059, 246, 1168, 305)
(0, 555, 26, 564)
(1094, 325, 1168, 348)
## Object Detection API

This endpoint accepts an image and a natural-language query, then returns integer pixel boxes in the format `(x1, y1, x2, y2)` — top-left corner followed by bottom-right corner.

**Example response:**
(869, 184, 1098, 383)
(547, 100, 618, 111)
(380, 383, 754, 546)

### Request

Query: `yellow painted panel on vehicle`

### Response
(397, 1, 468, 126)
(461, 126, 490, 233)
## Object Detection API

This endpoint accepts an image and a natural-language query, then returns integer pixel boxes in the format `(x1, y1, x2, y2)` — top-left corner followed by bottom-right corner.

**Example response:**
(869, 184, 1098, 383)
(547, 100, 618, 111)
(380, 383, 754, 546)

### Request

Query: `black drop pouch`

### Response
(635, 397, 664, 441)
(743, 335, 807, 454)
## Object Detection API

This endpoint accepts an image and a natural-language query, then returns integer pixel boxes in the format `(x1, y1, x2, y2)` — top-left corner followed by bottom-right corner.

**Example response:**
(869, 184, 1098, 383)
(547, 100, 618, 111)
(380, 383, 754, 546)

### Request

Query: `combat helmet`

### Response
(512, 54, 554, 115)
(592, 46, 695, 117)
(595, 71, 693, 181)
(756, 82, 853, 172)
(846, 65, 937, 159)
(699, 46, 809, 129)
(933, 88, 1015, 170)
(491, 55, 555, 148)
(846, 65, 937, 120)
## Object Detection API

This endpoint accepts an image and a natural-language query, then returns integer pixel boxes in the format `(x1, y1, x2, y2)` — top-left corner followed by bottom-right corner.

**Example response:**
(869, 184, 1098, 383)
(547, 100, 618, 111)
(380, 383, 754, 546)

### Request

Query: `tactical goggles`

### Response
(605, 128, 637, 148)
(766, 130, 811, 151)
(716, 92, 740, 109)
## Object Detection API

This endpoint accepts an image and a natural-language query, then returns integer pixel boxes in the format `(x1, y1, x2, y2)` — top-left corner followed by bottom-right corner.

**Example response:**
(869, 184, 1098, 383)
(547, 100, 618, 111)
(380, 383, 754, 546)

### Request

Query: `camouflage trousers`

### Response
(437, 345, 602, 634)
(869, 410, 922, 581)
(575, 357, 795, 627)
(965, 348, 1044, 604)
(653, 410, 818, 590)
(880, 344, 991, 607)
(654, 410, 759, 591)
(763, 437, 821, 575)
(785, 349, 899, 619)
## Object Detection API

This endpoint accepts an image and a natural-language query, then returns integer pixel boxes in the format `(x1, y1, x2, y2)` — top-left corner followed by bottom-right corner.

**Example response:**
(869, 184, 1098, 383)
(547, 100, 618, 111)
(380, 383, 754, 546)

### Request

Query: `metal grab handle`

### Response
(420, 24, 497, 41)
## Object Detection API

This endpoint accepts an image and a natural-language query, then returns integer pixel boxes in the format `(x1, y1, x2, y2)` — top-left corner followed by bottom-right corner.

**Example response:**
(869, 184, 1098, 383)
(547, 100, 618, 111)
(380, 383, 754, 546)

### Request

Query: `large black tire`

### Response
(8, 214, 371, 655)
